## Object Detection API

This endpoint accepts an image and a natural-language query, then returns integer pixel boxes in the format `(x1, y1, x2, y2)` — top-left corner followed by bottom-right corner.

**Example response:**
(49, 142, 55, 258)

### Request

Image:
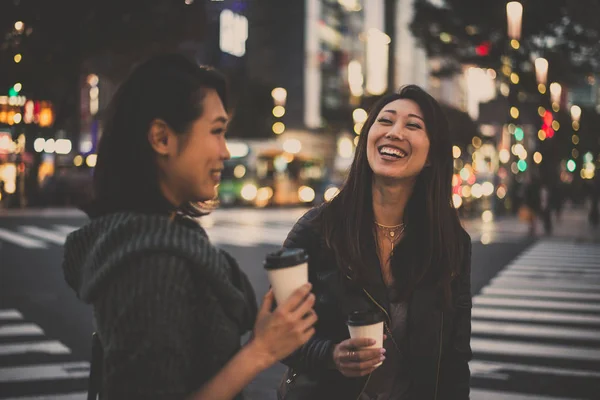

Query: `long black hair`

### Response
(319, 85, 467, 305)
(85, 53, 227, 218)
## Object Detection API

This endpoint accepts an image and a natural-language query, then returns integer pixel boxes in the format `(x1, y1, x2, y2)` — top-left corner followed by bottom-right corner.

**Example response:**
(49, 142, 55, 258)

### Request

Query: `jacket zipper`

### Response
(434, 311, 444, 400)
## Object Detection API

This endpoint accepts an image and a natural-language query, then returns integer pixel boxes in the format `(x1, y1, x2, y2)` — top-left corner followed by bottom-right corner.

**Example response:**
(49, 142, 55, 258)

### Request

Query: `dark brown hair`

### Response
(86, 53, 227, 218)
(319, 85, 467, 306)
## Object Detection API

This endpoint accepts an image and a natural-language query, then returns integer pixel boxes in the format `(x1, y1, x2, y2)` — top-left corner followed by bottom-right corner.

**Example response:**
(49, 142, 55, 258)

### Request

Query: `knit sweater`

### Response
(62, 212, 258, 400)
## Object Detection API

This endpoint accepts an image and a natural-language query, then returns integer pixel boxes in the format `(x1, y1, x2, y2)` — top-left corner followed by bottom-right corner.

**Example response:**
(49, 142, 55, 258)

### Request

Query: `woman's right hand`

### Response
(249, 284, 317, 368)
(332, 338, 385, 377)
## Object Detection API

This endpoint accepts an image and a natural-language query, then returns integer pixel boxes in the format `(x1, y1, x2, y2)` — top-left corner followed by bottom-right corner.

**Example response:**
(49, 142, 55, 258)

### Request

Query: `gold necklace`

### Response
(374, 221, 406, 248)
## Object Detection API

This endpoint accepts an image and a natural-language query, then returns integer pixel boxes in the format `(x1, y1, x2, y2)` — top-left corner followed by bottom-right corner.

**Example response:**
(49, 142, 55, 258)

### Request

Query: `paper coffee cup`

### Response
(347, 311, 385, 366)
(264, 248, 309, 305)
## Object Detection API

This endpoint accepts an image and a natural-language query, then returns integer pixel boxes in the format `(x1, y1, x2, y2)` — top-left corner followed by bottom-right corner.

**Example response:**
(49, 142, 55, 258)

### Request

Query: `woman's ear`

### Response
(148, 119, 173, 156)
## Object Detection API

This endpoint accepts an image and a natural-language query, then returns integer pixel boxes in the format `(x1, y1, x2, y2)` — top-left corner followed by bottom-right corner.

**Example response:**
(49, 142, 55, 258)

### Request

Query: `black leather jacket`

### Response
(277, 207, 472, 400)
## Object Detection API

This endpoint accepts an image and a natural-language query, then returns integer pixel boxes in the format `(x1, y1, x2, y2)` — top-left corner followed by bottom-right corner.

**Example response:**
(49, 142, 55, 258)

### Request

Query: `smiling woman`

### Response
(278, 85, 472, 400)
(62, 53, 317, 400)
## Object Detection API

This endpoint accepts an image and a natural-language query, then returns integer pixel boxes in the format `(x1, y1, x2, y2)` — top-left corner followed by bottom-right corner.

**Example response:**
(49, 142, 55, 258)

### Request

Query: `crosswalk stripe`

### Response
(53, 225, 79, 235)
(499, 270, 600, 281)
(471, 307, 600, 325)
(481, 286, 600, 301)
(0, 228, 47, 249)
(0, 309, 23, 320)
(471, 388, 584, 400)
(471, 338, 600, 361)
(470, 359, 600, 379)
(0, 341, 71, 356)
(19, 226, 67, 245)
(0, 362, 89, 383)
(507, 265, 600, 274)
(491, 276, 600, 291)
(0, 323, 44, 337)
(515, 259, 600, 267)
(474, 295, 600, 312)
(1, 393, 87, 400)
(471, 320, 600, 341)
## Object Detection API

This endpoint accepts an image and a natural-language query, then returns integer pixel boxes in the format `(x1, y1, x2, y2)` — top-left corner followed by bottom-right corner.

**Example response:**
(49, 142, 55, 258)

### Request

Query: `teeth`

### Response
(379, 146, 406, 158)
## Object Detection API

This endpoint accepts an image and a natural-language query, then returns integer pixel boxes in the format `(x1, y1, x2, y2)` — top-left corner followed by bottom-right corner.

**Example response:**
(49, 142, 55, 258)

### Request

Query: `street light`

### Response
(534, 57, 548, 93)
(550, 82, 561, 111)
(506, 2, 523, 43)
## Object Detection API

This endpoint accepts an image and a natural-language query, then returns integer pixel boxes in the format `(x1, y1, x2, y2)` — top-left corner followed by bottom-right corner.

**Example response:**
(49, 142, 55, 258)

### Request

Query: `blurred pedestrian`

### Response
(589, 174, 599, 228)
(540, 182, 553, 235)
(522, 175, 541, 236)
(278, 85, 472, 399)
(62, 53, 316, 400)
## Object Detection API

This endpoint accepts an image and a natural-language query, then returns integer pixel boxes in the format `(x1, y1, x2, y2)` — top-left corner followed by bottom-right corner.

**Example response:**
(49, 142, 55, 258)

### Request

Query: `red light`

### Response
(541, 110, 554, 138)
(476, 41, 491, 56)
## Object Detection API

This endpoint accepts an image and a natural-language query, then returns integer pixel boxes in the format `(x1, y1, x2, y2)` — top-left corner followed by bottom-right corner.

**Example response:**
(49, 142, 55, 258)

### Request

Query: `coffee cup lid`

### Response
(264, 248, 308, 270)
(346, 310, 385, 326)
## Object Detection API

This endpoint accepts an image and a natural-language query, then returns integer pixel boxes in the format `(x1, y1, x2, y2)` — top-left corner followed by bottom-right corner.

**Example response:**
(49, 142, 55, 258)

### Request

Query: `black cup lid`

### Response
(264, 248, 309, 270)
(346, 310, 385, 326)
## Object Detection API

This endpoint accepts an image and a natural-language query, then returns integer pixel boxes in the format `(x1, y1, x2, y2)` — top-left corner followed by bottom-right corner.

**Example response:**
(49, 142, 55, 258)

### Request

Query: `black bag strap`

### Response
(87, 332, 103, 400)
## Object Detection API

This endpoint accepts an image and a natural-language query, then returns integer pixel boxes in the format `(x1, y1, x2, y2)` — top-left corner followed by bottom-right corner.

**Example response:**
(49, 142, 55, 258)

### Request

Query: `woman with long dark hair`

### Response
(278, 85, 472, 400)
(62, 53, 317, 400)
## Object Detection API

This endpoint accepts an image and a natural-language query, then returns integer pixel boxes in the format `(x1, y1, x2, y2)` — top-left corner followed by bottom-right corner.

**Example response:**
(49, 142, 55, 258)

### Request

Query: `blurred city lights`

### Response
(551, 120, 560, 131)
(550, 82, 562, 106)
(510, 73, 519, 84)
(572, 135, 580, 145)
(272, 106, 285, 117)
(514, 127, 523, 141)
(272, 122, 285, 135)
(572, 149, 579, 159)
(233, 165, 246, 178)
(452, 194, 463, 209)
(241, 184, 258, 201)
(570, 105, 582, 122)
(33, 138, 45, 153)
(348, 60, 364, 97)
(282, 138, 302, 154)
(517, 159, 527, 172)
(482, 182, 494, 196)
(73, 155, 83, 167)
(506, 2, 523, 40)
(453, 145, 461, 159)
(352, 108, 368, 124)
(496, 186, 507, 199)
(14, 53, 22, 63)
(13, 83, 22, 93)
(226, 142, 249, 158)
(298, 186, 316, 203)
(337, 137, 354, 158)
(271, 87, 287, 106)
(12, 113, 22, 124)
(510, 107, 519, 119)
(533, 152, 543, 164)
(354, 123, 363, 135)
(14, 21, 24, 32)
(567, 159, 576, 172)
(499, 149, 510, 164)
(538, 106, 545, 116)
(482, 210, 494, 223)
(86, 154, 97, 167)
(324, 187, 340, 202)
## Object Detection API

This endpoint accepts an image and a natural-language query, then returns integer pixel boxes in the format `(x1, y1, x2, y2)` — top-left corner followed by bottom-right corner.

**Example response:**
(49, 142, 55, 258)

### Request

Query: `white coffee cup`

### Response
(347, 311, 385, 366)
(264, 248, 309, 305)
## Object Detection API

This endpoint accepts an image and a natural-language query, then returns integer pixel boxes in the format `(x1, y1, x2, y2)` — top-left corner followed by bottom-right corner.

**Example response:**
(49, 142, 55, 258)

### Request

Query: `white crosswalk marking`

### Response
(470, 239, 600, 400)
(0, 228, 47, 249)
(0, 309, 88, 399)
(1, 393, 86, 400)
(0, 362, 90, 383)
(19, 226, 68, 245)
(0, 309, 23, 320)
(0, 323, 44, 337)
(0, 341, 71, 356)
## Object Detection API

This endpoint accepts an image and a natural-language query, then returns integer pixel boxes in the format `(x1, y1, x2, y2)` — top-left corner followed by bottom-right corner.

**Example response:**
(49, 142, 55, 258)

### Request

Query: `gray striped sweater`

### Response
(62, 212, 257, 400)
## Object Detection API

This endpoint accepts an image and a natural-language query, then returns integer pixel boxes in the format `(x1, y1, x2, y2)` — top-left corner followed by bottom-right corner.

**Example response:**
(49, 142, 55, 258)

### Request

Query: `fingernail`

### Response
(380, 348, 386, 354)
(380, 356, 386, 361)
(369, 339, 376, 345)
